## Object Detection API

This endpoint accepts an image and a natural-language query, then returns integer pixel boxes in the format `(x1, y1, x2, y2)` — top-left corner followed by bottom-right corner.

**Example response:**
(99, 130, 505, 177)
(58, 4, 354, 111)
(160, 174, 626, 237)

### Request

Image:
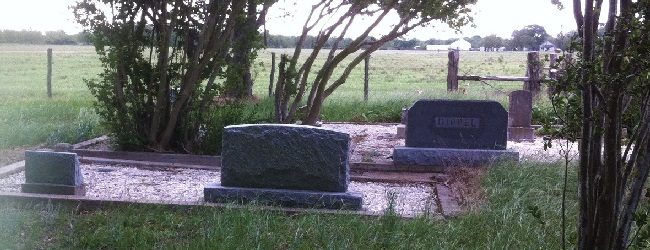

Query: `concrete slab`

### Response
(393, 146, 519, 167)
(436, 184, 463, 216)
(204, 183, 363, 210)
(21, 183, 86, 195)
(0, 160, 24, 178)
(508, 127, 536, 142)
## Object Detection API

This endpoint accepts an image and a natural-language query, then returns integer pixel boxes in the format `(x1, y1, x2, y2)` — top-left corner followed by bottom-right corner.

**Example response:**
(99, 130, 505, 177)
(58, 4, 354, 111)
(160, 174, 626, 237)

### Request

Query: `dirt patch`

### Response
(446, 167, 488, 212)
(322, 123, 403, 163)
(0, 146, 41, 166)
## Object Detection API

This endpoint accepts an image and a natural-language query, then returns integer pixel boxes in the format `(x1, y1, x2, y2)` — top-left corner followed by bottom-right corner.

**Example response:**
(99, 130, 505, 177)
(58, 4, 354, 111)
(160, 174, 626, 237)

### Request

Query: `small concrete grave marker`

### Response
(22, 150, 85, 195)
(507, 90, 535, 142)
(393, 99, 518, 167)
(396, 107, 409, 139)
(204, 124, 362, 210)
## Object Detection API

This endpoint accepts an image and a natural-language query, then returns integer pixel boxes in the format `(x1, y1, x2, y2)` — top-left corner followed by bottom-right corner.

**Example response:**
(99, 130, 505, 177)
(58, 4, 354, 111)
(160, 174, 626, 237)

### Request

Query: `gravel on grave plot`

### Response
(0, 124, 580, 218)
(0, 164, 438, 217)
(322, 123, 580, 163)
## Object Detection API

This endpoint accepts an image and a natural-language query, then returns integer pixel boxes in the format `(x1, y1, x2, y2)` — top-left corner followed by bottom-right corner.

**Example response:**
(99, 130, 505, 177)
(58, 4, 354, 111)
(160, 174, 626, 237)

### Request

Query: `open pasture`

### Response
(0, 44, 549, 151)
(254, 49, 534, 102)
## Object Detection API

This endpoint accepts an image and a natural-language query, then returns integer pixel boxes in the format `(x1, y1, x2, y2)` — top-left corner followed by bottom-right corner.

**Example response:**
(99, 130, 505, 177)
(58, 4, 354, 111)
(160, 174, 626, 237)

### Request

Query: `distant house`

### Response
(540, 41, 556, 51)
(426, 44, 450, 51)
(450, 39, 471, 51)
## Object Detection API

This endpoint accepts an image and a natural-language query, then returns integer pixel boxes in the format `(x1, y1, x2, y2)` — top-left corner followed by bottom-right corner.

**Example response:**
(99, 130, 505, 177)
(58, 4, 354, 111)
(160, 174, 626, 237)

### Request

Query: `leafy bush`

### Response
(322, 100, 408, 123)
(45, 108, 102, 146)
(531, 104, 556, 127)
(196, 102, 272, 155)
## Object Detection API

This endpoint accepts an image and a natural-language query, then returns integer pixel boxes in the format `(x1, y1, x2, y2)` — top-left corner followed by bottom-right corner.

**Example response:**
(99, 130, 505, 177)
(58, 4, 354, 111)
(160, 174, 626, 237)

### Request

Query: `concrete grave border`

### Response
(0, 129, 464, 218)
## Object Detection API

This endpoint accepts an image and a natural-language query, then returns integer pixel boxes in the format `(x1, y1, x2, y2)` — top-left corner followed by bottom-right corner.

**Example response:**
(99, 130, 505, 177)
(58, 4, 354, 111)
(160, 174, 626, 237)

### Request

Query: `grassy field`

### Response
(0, 44, 550, 152)
(0, 44, 575, 248)
(253, 49, 530, 102)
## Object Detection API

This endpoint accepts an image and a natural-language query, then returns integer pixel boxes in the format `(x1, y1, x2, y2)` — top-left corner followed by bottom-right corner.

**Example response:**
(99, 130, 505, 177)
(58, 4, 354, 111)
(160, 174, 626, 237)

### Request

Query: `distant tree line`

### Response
(266, 25, 571, 51)
(2, 23, 575, 51)
(0, 30, 89, 45)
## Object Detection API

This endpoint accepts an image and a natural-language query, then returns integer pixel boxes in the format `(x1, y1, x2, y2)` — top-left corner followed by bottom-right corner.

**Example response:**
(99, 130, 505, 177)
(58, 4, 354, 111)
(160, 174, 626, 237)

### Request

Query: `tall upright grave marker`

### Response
(393, 99, 518, 167)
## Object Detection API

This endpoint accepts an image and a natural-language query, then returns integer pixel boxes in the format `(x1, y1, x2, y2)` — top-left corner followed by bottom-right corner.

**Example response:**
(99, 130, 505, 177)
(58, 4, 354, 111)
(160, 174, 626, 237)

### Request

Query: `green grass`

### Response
(0, 45, 101, 151)
(253, 49, 534, 103)
(0, 161, 578, 249)
(0, 45, 552, 151)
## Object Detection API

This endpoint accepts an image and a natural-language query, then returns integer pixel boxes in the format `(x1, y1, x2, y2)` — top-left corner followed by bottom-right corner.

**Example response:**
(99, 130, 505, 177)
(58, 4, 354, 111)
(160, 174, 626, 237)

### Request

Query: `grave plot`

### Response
(0, 120, 579, 218)
(0, 123, 456, 218)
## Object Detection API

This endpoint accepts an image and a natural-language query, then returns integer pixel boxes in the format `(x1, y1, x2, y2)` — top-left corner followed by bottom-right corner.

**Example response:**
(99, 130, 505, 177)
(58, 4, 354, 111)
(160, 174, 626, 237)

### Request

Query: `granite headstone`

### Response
(22, 150, 85, 195)
(205, 124, 362, 210)
(220, 124, 350, 192)
(394, 99, 518, 167)
(405, 99, 508, 150)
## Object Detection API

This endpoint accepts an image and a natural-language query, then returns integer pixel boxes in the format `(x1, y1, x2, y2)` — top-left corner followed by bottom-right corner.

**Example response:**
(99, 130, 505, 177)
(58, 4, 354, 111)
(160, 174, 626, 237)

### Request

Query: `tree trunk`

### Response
(226, 0, 258, 98)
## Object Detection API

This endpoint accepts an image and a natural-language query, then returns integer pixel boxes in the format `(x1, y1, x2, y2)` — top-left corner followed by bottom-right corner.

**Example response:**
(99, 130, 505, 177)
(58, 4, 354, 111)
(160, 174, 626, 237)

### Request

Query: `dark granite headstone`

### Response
(220, 124, 350, 192)
(405, 99, 508, 150)
(205, 124, 362, 210)
(22, 150, 84, 195)
(24, 150, 83, 186)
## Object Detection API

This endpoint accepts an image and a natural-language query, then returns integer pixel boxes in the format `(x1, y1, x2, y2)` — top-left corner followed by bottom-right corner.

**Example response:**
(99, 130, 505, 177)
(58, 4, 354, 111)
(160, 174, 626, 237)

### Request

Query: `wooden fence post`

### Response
(447, 50, 459, 91)
(269, 52, 276, 97)
(364, 55, 370, 102)
(47, 48, 53, 98)
(524, 51, 541, 94)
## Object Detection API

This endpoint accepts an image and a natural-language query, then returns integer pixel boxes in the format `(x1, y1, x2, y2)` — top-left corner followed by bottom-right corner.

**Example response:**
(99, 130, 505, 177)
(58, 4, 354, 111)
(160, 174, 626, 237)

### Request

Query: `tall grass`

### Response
(0, 45, 101, 150)
(0, 161, 578, 248)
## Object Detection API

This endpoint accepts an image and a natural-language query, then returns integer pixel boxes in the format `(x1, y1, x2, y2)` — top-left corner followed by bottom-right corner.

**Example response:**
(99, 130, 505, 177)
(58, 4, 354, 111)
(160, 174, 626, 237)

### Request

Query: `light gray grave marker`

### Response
(507, 90, 535, 142)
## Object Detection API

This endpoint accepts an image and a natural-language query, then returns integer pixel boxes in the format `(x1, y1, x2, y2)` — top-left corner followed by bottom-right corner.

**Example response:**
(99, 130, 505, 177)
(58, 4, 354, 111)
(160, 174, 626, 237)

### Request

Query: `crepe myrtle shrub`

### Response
(546, 0, 650, 249)
(273, 0, 476, 125)
(74, 0, 274, 152)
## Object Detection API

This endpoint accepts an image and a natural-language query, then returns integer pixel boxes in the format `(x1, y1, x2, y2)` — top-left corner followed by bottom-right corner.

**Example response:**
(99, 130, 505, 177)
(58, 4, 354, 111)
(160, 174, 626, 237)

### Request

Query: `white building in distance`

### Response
(425, 44, 450, 51)
(449, 39, 471, 51)
(425, 39, 472, 51)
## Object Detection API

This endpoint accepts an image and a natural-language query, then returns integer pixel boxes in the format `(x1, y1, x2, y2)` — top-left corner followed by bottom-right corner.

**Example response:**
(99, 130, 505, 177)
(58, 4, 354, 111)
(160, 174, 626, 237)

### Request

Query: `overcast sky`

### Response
(0, 0, 591, 40)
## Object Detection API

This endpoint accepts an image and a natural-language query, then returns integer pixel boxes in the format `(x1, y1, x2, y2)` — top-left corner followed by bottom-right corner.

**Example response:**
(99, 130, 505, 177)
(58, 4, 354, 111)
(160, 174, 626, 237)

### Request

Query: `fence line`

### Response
(447, 50, 570, 95)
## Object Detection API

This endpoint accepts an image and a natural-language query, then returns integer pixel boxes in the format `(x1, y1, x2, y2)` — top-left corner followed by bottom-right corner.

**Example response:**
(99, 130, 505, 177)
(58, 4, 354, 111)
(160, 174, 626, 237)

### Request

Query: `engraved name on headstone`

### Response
(434, 117, 480, 129)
